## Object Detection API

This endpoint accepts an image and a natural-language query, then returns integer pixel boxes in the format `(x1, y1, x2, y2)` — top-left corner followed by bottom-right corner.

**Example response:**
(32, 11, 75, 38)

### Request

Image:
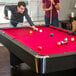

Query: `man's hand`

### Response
(31, 25, 38, 31)
(48, 6, 52, 10)
(4, 16, 9, 20)
(50, 0, 60, 10)
(50, 0, 55, 5)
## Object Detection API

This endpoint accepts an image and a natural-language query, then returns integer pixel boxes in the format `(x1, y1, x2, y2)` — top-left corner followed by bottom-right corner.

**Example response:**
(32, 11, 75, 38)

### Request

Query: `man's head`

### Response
(17, 1, 26, 14)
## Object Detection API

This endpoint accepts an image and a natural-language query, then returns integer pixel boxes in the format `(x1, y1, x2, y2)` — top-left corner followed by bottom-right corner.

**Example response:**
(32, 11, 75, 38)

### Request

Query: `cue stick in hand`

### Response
(50, 0, 52, 25)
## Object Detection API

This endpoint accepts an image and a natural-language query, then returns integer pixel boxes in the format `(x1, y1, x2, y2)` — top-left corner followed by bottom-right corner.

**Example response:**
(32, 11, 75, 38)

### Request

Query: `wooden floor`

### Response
(0, 46, 37, 76)
(0, 46, 10, 76)
(0, 46, 76, 76)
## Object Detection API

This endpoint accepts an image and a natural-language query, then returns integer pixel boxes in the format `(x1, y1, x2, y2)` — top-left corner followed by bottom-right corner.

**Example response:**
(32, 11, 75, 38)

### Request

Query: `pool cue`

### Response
(50, 0, 52, 25)
(4, 18, 34, 28)
(4, 17, 24, 27)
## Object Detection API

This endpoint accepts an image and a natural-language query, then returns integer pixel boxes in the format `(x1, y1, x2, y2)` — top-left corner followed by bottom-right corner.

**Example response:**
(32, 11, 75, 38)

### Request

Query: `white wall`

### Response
(28, 0, 44, 21)
(0, 0, 76, 25)
(59, 0, 76, 20)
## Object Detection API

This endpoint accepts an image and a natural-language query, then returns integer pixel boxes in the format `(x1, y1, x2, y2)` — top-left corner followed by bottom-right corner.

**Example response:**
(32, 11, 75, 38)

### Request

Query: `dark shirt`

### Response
(4, 5, 34, 27)
(42, 0, 59, 18)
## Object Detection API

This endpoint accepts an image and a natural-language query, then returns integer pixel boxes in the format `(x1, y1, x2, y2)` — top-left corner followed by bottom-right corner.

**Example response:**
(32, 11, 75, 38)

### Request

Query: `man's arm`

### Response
(52, 3, 60, 10)
(24, 8, 34, 26)
(42, 3, 52, 11)
(55, 3, 60, 10)
(4, 5, 14, 19)
(24, 8, 38, 30)
(51, 0, 60, 10)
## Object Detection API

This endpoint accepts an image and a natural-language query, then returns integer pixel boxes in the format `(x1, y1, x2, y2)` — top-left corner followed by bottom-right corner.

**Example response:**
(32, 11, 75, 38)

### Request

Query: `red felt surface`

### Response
(1, 25, 76, 55)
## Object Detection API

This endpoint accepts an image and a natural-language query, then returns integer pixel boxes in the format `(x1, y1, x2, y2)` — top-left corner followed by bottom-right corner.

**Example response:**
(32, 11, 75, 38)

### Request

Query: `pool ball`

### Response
(50, 33, 53, 36)
(71, 37, 75, 42)
(72, 32, 75, 35)
(38, 46, 42, 50)
(39, 29, 42, 32)
(29, 30, 33, 34)
(61, 41, 64, 45)
(64, 38, 68, 42)
(64, 41, 68, 44)
(57, 42, 61, 46)
(68, 32, 71, 35)
(61, 41, 68, 45)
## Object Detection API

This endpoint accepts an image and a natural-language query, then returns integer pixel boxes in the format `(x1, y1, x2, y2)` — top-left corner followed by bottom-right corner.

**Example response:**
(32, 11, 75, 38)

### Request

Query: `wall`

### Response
(0, 0, 76, 25)
(59, 0, 76, 20)
(28, 0, 76, 21)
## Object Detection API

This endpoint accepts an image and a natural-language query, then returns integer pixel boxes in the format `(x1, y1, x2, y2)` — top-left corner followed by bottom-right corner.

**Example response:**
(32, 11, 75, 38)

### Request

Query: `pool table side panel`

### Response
(46, 55, 76, 73)
(0, 34, 37, 71)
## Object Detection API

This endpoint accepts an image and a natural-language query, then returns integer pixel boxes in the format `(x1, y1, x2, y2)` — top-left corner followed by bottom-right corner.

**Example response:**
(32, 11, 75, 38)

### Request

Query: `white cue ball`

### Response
(39, 29, 42, 32)
(61, 41, 64, 44)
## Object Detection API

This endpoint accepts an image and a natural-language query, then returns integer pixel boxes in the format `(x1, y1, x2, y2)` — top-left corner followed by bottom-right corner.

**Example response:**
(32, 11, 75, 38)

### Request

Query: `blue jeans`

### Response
(45, 16, 59, 27)
(9, 23, 23, 27)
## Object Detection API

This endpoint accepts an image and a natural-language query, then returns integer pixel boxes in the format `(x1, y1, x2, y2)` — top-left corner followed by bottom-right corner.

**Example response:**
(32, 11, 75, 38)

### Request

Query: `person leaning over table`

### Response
(4, 1, 38, 31)
(4, 1, 38, 69)
(42, 0, 60, 27)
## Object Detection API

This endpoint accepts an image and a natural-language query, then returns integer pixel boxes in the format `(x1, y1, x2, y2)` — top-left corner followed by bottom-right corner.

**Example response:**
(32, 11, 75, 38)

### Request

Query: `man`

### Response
(4, 1, 38, 30)
(4, 1, 38, 69)
(42, 0, 60, 27)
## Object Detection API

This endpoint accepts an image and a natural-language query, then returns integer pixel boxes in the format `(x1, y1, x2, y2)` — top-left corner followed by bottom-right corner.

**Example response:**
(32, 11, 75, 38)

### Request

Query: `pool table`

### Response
(0, 25, 76, 74)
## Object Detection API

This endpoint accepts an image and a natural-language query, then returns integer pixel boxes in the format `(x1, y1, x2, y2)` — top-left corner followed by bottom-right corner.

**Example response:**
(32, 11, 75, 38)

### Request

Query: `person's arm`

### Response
(42, 3, 52, 11)
(24, 9, 34, 26)
(4, 5, 13, 19)
(52, 3, 60, 10)
(24, 8, 38, 30)
(51, 0, 60, 10)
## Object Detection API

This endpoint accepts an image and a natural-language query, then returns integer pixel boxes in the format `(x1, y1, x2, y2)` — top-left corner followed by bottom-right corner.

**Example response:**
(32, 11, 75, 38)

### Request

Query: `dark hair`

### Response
(18, 1, 26, 7)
